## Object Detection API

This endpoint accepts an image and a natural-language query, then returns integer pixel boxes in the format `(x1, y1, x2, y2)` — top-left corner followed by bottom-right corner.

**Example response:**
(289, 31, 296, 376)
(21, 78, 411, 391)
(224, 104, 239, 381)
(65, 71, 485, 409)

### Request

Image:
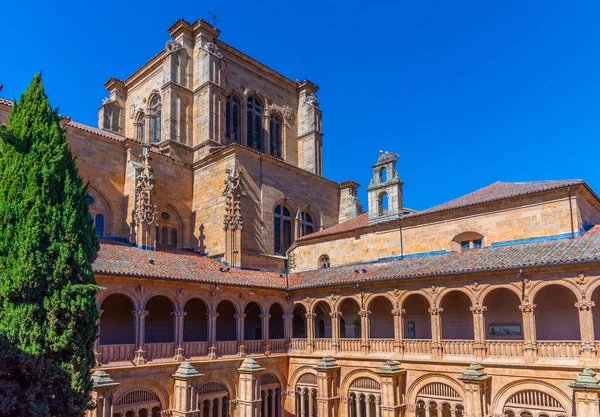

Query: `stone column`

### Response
(519, 300, 537, 363)
(283, 313, 293, 346)
(316, 357, 341, 417)
(458, 364, 490, 417)
(391, 308, 405, 354)
(94, 309, 104, 366)
(306, 313, 316, 352)
(365, 396, 372, 417)
(356, 395, 362, 417)
(428, 307, 443, 358)
(300, 389, 307, 417)
(262, 313, 271, 355)
(376, 360, 406, 417)
(237, 358, 265, 417)
(270, 390, 276, 417)
(88, 370, 119, 417)
(171, 362, 204, 417)
(330, 312, 341, 353)
(173, 310, 187, 361)
(208, 311, 218, 359)
(576, 301, 597, 359)
(263, 110, 271, 156)
(359, 310, 371, 354)
(236, 313, 247, 356)
(470, 305, 487, 360)
(569, 368, 600, 417)
(308, 390, 315, 417)
(218, 397, 223, 417)
(376, 397, 382, 417)
(133, 309, 148, 365)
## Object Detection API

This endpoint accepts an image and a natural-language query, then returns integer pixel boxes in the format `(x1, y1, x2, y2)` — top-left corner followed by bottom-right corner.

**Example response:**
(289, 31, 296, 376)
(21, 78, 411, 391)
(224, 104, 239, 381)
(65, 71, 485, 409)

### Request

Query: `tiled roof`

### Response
(93, 239, 286, 289)
(0, 97, 12, 107)
(289, 226, 600, 289)
(297, 180, 587, 242)
(67, 120, 127, 143)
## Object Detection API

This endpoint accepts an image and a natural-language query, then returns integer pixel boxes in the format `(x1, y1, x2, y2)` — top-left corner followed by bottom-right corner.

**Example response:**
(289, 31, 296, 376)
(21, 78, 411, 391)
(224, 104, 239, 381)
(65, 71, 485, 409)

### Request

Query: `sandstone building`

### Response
(2, 17, 600, 417)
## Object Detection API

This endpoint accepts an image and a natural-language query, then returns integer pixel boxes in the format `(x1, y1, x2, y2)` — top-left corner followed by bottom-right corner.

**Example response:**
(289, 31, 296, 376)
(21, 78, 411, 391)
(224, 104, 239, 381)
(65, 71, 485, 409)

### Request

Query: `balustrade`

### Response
(536, 341, 581, 358)
(403, 339, 432, 355)
(485, 340, 524, 357)
(245, 340, 264, 354)
(215, 341, 238, 356)
(313, 338, 332, 352)
(182, 341, 209, 358)
(270, 339, 286, 352)
(290, 338, 308, 351)
(441, 340, 475, 356)
(370, 339, 395, 353)
(338, 338, 362, 353)
(146, 342, 175, 360)
(98, 344, 135, 363)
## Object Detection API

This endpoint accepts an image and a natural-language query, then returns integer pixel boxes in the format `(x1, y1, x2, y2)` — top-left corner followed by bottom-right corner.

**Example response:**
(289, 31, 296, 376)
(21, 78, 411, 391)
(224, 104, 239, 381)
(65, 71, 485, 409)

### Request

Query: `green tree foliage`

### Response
(0, 74, 100, 416)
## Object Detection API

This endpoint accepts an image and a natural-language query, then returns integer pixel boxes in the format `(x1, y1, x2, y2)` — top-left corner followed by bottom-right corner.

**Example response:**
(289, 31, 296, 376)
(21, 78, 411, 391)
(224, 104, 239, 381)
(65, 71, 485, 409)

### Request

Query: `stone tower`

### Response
(367, 151, 403, 223)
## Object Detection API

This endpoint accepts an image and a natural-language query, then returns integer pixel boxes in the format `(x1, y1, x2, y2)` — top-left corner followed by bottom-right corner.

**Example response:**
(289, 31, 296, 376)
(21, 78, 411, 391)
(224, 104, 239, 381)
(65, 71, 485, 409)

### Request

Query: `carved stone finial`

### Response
(165, 38, 182, 52)
(222, 167, 246, 231)
(203, 41, 224, 59)
(305, 93, 319, 107)
(101, 97, 112, 106)
(283, 104, 294, 121)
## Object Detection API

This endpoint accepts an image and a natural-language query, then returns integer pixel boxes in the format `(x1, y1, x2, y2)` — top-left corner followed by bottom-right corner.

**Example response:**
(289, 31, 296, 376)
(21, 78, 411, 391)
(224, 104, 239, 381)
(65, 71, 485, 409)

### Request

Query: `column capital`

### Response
(575, 301, 596, 311)
(391, 308, 405, 317)
(428, 307, 443, 315)
(208, 311, 219, 319)
(519, 302, 536, 313)
(260, 313, 271, 320)
(235, 313, 247, 319)
(305, 313, 316, 319)
(171, 310, 188, 317)
(329, 311, 342, 319)
(469, 305, 487, 315)
(133, 309, 149, 318)
(359, 309, 371, 318)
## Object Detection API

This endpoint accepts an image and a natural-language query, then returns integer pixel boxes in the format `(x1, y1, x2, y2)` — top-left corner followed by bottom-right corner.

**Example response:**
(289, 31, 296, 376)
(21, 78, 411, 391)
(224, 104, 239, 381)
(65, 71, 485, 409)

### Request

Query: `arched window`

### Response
(269, 114, 282, 158)
(136, 112, 145, 141)
(171, 228, 178, 248)
(299, 211, 315, 237)
(247, 96, 263, 151)
(157, 209, 182, 248)
(378, 192, 388, 216)
(150, 95, 162, 143)
(95, 214, 105, 237)
(318, 255, 330, 269)
(226, 95, 240, 142)
(274, 204, 293, 254)
(161, 226, 169, 246)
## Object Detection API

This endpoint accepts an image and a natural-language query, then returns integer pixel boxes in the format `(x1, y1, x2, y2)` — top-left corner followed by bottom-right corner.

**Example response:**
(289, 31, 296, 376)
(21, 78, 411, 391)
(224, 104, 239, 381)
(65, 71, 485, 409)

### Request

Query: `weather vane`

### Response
(208, 8, 220, 27)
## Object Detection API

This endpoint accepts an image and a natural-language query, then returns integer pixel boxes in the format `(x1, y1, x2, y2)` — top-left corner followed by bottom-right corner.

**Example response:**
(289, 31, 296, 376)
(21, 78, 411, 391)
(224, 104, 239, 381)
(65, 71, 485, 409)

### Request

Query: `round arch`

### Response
(216, 299, 238, 342)
(366, 293, 396, 311)
(87, 185, 113, 237)
(490, 379, 571, 416)
(406, 374, 465, 407)
(434, 287, 476, 308)
(368, 295, 395, 339)
(113, 380, 170, 411)
(402, 292, 432, 339)
(289, 366, 318, 389)
(97, 288, 139, 310)
(340, 370, 382, 397)
(528, 280, 582, 303)
(99, 293, 136, 345)
(271, 197, 299, 217)
(183, 297, 209, 343)
(155, 203, 185, 249)
(399, 291, 433, 310)
(199, 377, 237, 400)
(533, 283, 580, 340)
(292, 303, 308, 339)
(478, 284, 521, 305)
(332, 295, 361, 312)
(439, 290, 474, 340)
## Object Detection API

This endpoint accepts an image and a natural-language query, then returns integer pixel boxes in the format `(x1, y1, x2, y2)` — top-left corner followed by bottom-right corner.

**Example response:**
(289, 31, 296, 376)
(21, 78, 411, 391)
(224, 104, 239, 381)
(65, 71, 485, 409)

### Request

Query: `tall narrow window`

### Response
(136, 112, 145, 141)
(171, 228, 178, 248)
(95, 214, 105, 237)
(274, 205, 293, 254)
(226, 95, 240, 142)
(269, 114, 282, 158)
(161, 226, 169, 246)
(300, 211, 315, 237)
(150, 95, 162, 143)
(247, 97, 263, 151)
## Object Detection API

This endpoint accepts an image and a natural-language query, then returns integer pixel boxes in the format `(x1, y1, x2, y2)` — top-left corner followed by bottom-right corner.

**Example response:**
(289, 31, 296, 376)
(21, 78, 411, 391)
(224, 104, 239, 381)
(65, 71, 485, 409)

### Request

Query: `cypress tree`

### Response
(0, 74, 99, 416)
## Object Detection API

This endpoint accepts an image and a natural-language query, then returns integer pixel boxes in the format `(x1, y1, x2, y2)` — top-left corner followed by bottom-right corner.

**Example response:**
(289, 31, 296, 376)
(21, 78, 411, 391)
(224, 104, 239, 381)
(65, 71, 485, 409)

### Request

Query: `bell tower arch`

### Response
(367, 151, 403, 223)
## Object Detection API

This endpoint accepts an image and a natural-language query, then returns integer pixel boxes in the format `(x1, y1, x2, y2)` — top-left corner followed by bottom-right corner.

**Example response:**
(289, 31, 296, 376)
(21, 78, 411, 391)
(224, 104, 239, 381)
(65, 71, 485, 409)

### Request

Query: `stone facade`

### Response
(2, 16, 600, 417)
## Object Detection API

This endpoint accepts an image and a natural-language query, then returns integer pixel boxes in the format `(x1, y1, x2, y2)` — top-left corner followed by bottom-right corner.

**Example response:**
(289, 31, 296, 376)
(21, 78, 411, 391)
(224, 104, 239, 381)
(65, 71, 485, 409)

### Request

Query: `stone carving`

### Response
(165, 38, 182, 52)
(347, 195, 363, 212)
(303, 297, 313, 305)
(575, 301, 595, 311)
(469, 305, 487, 314)
(283, 104, 293, 121)
(519, 298, 536, 313)
(576, 273, 589, 286)
(471, 282, 481, 292)
(101, 97, 112, 106)
(391, 308, 405, 317)
(136, 285, 145, 294)
(203, 41, 224, 59)
(305, 93, 319, 107)
(328, 294, 339, 303)
(428, 307, 443, 315)
(222, 167, 246, 230)
(129, 104, 136, 119)
(132, 143, 158, 226)
(176, 289, 184, 299)
(238, 293, 247, 301)
(429, 285, 438, 294)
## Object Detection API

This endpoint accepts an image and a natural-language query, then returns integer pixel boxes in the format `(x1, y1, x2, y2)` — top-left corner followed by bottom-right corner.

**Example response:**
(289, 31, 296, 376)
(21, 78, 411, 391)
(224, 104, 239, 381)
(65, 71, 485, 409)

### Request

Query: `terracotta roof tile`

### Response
(297, 213, 369, 241)
(0, 97, 12, 107)
(289, 226, 600, 289)
(93, 239, 286, 289)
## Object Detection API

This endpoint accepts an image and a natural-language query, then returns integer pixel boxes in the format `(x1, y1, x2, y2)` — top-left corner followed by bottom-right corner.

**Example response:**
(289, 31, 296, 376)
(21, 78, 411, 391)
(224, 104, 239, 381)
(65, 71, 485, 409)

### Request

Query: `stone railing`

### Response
(146, 342, 175, 360)
(442, 340, 475, 356)
(290, 338, 308, 351)
(536, 341, 581, 358)
(245, 340, 264, 354)
(98, 343, 135, 363)
(183, 341, 209, 358)
(485, 340, 524, 357)
(338, 338, 362, 353)
(215, 341, 237, 356)
(314, 338, 333, 352)
(370, 338, 395, 353)
(403, 339, 432, 355)
(270, 339, 286, 353)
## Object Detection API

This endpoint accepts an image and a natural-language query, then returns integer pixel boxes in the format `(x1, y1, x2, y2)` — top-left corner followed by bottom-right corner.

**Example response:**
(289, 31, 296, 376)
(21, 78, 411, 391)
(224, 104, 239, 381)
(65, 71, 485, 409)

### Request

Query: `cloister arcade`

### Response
(96, 278, 600, 363)
(295, 373, 318, 417)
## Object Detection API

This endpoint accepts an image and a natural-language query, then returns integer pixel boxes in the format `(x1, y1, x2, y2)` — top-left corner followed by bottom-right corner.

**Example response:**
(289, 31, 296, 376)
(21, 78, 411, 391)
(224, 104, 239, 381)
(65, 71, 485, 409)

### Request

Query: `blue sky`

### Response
(2, 0, 599, 210)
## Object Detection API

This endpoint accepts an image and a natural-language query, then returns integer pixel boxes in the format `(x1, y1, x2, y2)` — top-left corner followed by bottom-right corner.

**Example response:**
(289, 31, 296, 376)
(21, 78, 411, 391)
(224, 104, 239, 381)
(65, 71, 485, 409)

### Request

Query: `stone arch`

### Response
(245, 90, 267, 107)
(406, 374, 464, 407)
(289, 366, 318, 389)
(144, 295, 176, 343)
(99, 292, 136, 345)
(341, 370, 382, 397)
(338, 297, 362, 338)
(528, 280, 582, 303)
(215, 299, 238, 341)
(87, 185, 113, 237)
(399, 290, 433, 310)
(482, 287, 524, 340)
(368, 295, 395, 339)
(261, 368, 287, 391)
(310, 299, 334, 315)
(402, 292, 432, 339)
(451, 231, 485, 251)
(183, 297, 209, 342)
(313, 301, 332, 338)
(490, 379, 571, 416)
(96, 288, 139, 310)
(113, 380, 170, 411)
(366, 292, 396, 311)
(140, 293, 177, 312)
(272, 197, 299, 217)
(332, 295, 361, 312)
(292, 303, 307, 338)
(478, 283, 521, 305)
(533, 283, 580, 340)
(439, 289, 474, 339)
(156, 203, 184, 249)
(268, 302, 285, 340)
(434, 287, 476, 308)
(244, 301, 263, 340)
(297, 204, 322, 232)
(198, 378, 237, 400)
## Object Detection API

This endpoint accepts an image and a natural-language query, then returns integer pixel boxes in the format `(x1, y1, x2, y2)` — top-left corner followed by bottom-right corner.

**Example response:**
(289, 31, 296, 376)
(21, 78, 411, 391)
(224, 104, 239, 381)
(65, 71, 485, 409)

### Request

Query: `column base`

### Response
(360, 341, 370, 355)
(264, 341, 271, 356)
(523, 342, 537, 364)
(431, 342, 443, 358)
(94, 349, 103, 367)
(208, 345, 217, 360)
(133, 348, 146, 365)
(238, 344, 247, 357)
(173, 346, 185, 362)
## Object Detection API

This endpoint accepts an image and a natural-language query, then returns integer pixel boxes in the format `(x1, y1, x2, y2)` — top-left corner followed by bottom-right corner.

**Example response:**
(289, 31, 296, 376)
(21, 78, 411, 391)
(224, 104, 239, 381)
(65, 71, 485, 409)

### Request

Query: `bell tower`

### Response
(367, 151, 403, 223)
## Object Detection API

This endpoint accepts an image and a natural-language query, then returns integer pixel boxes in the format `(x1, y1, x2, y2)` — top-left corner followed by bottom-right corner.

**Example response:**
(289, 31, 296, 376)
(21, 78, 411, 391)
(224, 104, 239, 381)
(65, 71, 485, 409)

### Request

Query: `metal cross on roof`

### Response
(208, 8, 220, 27)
